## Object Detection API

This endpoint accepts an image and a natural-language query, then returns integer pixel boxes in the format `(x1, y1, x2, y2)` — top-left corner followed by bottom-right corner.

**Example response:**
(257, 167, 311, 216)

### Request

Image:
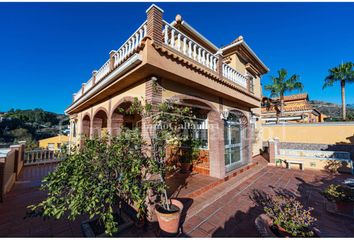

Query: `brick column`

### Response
(208, 110, 225, 179)
(216, 50, 223, 80)
(146, 4, 164, 45)
(142, 76, 162, 148)
(144, 76, 163, 223)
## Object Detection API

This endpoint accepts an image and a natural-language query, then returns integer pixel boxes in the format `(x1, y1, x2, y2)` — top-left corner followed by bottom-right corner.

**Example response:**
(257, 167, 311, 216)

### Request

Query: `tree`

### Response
(264, 69, 304, 123)
(323, 62, 354, 120)
(27, 98, 198, 235)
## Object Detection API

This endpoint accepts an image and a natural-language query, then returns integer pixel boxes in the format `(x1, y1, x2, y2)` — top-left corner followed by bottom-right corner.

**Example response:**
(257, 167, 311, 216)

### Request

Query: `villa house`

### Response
(65, 4, 269, 179)
(261, 93, 324, 124)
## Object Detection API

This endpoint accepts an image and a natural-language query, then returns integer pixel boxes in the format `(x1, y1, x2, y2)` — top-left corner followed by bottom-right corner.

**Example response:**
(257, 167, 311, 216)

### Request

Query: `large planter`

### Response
(155, 199, 183, 236)
(335, 201, 354, 215)
(81, 211, 133, 237)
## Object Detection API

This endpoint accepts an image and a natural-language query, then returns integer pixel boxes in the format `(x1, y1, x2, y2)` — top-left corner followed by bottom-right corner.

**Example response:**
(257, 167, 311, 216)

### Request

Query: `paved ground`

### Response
(0, 163, 353, 237)
(181, 166, 354, 237)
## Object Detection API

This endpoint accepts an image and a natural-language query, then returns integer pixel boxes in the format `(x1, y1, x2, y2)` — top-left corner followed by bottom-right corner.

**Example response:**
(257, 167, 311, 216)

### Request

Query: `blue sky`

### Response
(0, 2, 353, 114)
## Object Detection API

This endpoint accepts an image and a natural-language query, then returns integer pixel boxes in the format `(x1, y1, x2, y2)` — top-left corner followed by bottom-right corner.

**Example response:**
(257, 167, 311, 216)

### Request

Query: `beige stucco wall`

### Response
(263, 123, 354, 144)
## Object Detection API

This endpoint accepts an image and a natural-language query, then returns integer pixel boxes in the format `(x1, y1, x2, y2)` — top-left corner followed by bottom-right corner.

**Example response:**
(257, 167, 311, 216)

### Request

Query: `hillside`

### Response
(309, 100, 354, 120)
(0, 108, 69, 148)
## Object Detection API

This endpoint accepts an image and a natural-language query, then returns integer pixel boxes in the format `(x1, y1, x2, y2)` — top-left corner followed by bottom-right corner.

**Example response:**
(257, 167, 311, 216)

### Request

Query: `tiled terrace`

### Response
(0, 161, 353, 237)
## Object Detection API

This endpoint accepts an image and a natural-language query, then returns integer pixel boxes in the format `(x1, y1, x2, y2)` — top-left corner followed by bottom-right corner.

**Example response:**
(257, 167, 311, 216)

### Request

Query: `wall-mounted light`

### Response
(220, 109, 230, 120)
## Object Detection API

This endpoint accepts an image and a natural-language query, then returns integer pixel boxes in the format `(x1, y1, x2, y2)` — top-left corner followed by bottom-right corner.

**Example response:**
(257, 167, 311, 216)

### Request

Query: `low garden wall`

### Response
(0, 143, 25, 202)
(262, 122, 354, 145)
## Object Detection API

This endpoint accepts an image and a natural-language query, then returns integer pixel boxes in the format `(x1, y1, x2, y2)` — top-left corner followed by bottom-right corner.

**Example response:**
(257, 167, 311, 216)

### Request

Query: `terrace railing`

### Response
(162, 21, 218, 72)
(72, 17, 253, 103)
(222, 64, 248, 89)
(73, 21, 147, 103)
(24, 149, 63, 166)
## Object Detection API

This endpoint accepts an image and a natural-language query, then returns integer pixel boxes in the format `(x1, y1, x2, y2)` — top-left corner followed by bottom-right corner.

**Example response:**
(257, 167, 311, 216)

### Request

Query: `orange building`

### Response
(261, 93, 324, 124)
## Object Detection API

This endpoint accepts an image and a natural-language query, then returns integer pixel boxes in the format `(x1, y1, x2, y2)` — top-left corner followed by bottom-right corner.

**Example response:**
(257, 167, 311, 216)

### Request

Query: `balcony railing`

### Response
(222, 64, 248, 89)
(73, 21, 147, 103)
(24, 149, 63, 166)
(162, 21, 218, 72)
(72, 18, 253, 104)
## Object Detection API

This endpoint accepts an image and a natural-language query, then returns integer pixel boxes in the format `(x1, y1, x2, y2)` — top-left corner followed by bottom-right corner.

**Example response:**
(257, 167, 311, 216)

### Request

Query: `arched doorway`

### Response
(111, 100, 142, 136)
(92, 109, 108, 138)
(82, 115, 90, 138)
(224, 111, 249, 172)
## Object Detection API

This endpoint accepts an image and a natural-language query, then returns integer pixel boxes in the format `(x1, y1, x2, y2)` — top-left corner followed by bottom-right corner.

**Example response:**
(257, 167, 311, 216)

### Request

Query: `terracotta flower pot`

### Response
(155, 199, 183, 236)
(336, 201, 354, 215)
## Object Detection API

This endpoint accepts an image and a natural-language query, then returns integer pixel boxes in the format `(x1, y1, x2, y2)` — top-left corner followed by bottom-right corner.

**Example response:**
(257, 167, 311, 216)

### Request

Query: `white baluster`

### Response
(135, 32, 139, 47)
(198, 48, 201, 63)
(143, 25, 147, 38)
(139, 28, 143, 43)
(183, 37, 187, 55)
(188, 41, 192, 57)
(177, 33, 181, 51)
(129, 40, 132, 54)
(202, 50, 205, 65)
(206, 53, 210, 68)
(164, 25, 168, 44)
(193, 44, 197, 60)
(171, 29, 175, 48)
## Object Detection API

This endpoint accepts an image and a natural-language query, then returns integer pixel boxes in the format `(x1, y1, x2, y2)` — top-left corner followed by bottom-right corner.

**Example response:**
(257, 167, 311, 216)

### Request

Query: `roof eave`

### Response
(221, 40, 269, 74)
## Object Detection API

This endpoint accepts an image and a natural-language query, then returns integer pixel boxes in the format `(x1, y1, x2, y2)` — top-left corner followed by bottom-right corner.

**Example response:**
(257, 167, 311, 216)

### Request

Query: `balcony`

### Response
(72, 21, 148, 103)
(70, 15, 254, 107)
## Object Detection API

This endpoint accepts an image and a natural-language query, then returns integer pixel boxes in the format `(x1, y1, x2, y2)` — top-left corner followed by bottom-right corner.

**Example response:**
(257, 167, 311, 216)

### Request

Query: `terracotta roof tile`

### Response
(261, 100, 313, 114)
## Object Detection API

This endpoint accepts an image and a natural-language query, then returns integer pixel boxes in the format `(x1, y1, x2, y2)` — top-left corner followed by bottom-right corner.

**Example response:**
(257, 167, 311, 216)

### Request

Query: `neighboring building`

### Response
(65, 5, 269, 179)
(39, 135, 69, 150)
(261, 93, 324, 124)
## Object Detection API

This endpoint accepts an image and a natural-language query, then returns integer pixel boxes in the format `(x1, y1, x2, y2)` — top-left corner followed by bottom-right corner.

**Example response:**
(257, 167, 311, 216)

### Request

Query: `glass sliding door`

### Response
(224, 118, 242, 173)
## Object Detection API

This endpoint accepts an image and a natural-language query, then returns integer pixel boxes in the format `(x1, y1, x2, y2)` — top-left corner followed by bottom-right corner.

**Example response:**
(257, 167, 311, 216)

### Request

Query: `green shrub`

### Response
(263, 195, 317, 237)
(323, 184, 354, 202)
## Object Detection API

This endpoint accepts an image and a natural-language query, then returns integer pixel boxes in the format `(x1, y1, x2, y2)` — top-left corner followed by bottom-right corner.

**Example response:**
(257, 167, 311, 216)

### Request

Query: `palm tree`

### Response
(264, 69, 304, 123)
(323, 62, 354, 120)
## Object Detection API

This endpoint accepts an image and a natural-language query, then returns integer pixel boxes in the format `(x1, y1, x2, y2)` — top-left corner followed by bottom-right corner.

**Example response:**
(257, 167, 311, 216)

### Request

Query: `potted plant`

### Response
(323, 184, 354, 215)
(148, 101, 196, 236)
(255, 192, 318, 237)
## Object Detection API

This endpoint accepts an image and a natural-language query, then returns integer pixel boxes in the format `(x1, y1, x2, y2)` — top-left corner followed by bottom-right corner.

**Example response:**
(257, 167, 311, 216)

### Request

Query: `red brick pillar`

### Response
(216, 50, 223, 80)
(208, 110, 225, 179)
(146, 4, 164, 45)
(111, 114, 124, 137)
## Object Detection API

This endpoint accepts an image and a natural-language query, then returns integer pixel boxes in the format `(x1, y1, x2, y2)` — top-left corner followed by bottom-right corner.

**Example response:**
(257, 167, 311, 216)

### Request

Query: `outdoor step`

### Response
(182, 161, 268, 220)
